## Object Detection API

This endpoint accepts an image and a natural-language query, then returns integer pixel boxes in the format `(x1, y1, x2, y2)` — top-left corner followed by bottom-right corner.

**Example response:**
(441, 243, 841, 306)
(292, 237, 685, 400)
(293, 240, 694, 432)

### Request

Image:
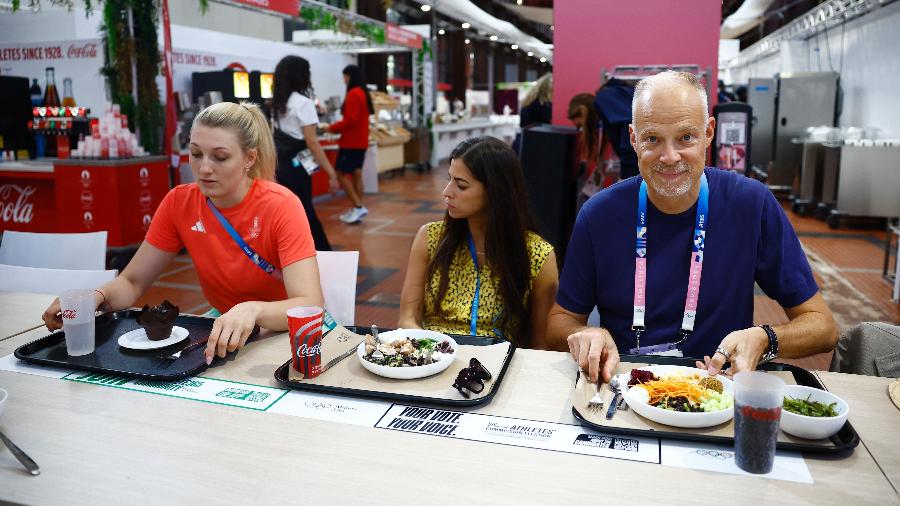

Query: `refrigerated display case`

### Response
(770, 72, 839, 191)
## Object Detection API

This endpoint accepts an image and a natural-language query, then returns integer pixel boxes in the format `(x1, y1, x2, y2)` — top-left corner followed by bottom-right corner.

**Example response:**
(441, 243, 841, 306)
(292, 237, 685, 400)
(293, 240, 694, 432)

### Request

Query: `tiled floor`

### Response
(137, 167, 899, 371)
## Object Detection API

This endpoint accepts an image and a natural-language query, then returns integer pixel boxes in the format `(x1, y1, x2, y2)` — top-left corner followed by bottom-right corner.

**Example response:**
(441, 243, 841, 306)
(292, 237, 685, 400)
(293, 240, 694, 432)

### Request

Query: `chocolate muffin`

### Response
(136, 300, 179, 341)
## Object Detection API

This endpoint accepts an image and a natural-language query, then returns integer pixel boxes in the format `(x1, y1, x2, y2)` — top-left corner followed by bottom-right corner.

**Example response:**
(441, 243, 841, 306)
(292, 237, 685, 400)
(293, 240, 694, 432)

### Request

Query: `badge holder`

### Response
(627, 327, 686, 358)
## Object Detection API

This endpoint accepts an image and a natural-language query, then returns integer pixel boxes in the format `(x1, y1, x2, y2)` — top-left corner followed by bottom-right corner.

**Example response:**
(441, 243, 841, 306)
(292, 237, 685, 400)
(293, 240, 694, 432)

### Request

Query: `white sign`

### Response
(0, 39, 105, 114)
(375, 404, 661, 463)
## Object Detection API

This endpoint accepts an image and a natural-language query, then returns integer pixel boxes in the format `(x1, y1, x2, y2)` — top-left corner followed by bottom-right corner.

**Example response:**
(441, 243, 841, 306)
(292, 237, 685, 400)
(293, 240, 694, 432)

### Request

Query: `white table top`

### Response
(0, 295, 897, 504)
(0, 291, 57, 341)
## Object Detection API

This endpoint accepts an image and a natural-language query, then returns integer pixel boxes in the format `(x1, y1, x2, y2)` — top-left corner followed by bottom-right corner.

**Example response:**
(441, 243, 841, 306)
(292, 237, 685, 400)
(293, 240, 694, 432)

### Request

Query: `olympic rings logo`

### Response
(695, 449, 733, 460)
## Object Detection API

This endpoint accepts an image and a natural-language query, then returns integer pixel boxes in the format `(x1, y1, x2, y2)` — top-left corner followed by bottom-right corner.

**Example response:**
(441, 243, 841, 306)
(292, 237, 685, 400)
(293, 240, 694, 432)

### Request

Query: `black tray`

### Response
(571, 354, 860, 454)
(14, 310, 257, 381)
(274, 326, 516, 407)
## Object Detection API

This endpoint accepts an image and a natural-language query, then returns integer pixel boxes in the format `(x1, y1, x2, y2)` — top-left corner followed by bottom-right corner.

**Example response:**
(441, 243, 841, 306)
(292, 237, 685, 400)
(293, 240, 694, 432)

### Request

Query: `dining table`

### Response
(0, 292, 897, 504)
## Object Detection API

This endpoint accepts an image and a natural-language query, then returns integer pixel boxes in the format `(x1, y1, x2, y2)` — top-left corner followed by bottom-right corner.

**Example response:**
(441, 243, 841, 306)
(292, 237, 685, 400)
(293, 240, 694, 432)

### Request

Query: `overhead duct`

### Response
(413, 1, 553, 62)
(721, 0, 777, 39)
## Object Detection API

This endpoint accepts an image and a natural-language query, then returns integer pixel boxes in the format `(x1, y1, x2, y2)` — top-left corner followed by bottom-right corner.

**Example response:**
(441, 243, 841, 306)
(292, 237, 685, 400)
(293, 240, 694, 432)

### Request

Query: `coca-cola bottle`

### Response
(62, 78, 76, 107)
(43, 67, 60, 108)
(30, 79, 43, 107)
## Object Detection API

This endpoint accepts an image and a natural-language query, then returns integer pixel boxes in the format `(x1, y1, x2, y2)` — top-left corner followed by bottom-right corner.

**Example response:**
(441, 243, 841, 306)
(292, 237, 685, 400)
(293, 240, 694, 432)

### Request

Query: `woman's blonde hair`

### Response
(521, 73, 553, 108)
(192, 101, 276, 181)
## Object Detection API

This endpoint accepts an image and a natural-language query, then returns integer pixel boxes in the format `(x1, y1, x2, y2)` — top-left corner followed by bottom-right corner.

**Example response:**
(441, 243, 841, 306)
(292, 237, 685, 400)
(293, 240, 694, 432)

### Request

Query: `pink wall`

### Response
(552, 0, 721, 125)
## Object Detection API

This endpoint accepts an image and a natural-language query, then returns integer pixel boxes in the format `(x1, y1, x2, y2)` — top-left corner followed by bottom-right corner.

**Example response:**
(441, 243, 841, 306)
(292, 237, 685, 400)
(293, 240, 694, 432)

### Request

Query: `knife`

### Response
(606, 392, 621, 420)
(318, 344, 359, 375)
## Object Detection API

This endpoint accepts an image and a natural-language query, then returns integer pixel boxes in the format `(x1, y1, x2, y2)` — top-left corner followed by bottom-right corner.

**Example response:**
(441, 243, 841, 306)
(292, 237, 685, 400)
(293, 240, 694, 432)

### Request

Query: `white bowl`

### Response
(357, 328, 458, 380)
(0, 387, 7, 418)
(623, 365, 735, 429)
(780, 385, 849, 440)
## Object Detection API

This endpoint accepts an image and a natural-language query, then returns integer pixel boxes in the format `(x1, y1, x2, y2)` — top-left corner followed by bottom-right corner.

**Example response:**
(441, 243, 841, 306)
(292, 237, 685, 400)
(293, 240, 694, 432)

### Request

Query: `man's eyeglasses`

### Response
(452, 358, 493, 398)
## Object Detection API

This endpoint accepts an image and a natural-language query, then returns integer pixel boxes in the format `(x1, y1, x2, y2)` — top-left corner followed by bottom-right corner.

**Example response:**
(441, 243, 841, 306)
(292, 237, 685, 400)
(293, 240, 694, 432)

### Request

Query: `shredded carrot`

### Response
(638, 375, 709, 406)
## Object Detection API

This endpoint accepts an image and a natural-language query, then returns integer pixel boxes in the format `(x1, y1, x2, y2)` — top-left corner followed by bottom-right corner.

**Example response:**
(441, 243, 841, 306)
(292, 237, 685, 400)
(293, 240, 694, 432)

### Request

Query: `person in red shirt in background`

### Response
(328, 65, 374, 224)
(42, 102, 325, 364)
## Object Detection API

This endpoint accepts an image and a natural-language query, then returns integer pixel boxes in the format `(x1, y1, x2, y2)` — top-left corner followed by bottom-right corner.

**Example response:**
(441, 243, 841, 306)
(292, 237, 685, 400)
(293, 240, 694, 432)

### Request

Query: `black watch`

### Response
(757, 324, 779, 364)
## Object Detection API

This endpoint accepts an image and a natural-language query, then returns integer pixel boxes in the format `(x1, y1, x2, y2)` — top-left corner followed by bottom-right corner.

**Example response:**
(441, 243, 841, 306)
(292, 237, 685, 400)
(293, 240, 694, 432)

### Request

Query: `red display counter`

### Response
(0, 156, 170, 247)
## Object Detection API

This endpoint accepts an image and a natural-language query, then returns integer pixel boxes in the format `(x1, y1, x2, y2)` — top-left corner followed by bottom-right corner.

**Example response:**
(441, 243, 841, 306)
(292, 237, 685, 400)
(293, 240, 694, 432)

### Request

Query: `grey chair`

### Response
(829, 322, 900, 377)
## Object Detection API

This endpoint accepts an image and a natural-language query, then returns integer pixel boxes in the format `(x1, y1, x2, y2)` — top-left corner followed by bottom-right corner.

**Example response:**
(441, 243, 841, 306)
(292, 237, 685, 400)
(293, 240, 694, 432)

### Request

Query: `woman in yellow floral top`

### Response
(398, 137, 558, 347)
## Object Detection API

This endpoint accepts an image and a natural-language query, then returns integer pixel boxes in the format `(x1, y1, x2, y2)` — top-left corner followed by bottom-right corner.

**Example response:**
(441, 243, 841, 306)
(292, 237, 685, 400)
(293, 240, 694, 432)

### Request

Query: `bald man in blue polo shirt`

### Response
(546, 71, 837, 383)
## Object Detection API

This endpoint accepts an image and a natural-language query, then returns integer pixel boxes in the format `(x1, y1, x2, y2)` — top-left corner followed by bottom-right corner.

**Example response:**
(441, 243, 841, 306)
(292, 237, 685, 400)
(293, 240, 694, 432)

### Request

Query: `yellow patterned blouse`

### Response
(422, 221, 553, 340)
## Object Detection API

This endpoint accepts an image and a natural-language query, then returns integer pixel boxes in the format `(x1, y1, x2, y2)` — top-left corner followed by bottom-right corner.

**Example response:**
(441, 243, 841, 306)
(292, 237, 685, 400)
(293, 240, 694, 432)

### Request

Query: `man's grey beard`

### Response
(648, 161, 694, 197)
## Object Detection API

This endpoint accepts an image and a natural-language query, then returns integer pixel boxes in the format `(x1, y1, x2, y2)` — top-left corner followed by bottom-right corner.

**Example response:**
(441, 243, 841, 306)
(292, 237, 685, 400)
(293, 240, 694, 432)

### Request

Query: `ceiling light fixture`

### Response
(465, 38, 471, 44)
(438, 28, 445, 35)
(540, 57, 547, 63)
(511, 44, 518, 50)
(461, 22, 470, 29)
(517, 0, 523, 4)
(421, 4, 431, 12)
(489, 35, 498, 41)
(527, 51, 533, 56)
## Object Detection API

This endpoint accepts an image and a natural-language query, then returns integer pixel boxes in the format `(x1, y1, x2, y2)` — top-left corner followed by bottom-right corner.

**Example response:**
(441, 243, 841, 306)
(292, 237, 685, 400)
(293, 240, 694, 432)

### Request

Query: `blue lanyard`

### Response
(631, 173, 709, 353)
(467, 232, 481, 336)
(206, 198, 283, 281)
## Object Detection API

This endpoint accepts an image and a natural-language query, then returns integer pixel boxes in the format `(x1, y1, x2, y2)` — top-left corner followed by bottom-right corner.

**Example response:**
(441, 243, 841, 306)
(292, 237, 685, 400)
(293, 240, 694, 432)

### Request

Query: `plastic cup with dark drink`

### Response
(287, 306, 324, 378)
(733, 371, 785, 474)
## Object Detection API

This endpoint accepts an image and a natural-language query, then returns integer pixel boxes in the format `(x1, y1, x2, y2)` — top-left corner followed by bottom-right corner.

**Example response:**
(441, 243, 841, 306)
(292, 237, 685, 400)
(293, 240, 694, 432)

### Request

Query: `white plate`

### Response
(117, 326, 189, 350)
(357, 328, 458, 380)
(622, 365, 735, 429)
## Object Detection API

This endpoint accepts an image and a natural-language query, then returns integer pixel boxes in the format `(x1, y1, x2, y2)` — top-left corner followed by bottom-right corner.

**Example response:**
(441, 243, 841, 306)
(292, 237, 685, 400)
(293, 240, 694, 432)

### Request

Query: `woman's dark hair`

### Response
(567, 93, 599, 162)
(272, 55, 312, 119)
(342, 64, 374, 115)
(426, 136, 539, 347)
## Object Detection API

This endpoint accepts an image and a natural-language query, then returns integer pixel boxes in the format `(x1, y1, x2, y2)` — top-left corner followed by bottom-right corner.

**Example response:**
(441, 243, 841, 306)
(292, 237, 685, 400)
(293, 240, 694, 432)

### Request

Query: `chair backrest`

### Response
(0, 264, 117, 295)
(315, 251, 359, 326)
(0, 231, 107, 270)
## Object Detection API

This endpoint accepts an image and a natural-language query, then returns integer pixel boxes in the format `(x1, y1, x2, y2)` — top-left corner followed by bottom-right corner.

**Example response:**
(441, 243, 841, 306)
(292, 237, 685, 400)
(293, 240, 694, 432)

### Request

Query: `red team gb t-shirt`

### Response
(145, 179, 316, 313)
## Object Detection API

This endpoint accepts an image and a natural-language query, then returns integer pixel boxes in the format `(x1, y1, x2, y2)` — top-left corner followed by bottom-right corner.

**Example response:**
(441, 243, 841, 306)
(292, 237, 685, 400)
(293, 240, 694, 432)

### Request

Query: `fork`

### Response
(158, 338, 209, 368)
(586, 373, 605, 412)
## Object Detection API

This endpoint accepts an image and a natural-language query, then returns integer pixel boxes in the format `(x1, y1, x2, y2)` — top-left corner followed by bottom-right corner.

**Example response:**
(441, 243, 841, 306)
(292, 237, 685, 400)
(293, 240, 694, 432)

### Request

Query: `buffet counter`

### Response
(430, 116, 519, 166)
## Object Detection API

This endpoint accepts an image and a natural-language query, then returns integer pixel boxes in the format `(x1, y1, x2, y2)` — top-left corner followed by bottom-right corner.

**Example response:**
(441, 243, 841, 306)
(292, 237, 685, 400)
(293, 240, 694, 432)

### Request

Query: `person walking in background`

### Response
(271, 55, 339, 250)
(567, 93, 601, 209)
(328, 65, 374, 225)
(512, 73, 552, 155)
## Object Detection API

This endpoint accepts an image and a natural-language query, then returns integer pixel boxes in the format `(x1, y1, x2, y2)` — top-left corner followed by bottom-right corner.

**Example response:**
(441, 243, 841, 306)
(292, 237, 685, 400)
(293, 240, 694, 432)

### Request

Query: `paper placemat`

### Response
(288, 337, 511, 402)
(573, 363, 834, 448)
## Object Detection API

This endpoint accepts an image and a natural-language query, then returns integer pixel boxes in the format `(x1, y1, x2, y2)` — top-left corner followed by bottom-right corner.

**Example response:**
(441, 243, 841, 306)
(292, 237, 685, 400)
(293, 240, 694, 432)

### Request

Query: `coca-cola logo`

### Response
(61, 309, 77, 320)
(80, 190, 93, 207)
(0, 184, 36, 224)
(67, 42, 98, 59)
(139, 191, 152, 209)
(296, 342, 321, 358)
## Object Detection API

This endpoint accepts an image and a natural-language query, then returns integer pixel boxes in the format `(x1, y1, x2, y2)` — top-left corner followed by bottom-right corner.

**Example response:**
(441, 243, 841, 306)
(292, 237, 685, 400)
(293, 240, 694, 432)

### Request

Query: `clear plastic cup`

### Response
(733, 371, 785, 474)
(59, 289, 96, 356)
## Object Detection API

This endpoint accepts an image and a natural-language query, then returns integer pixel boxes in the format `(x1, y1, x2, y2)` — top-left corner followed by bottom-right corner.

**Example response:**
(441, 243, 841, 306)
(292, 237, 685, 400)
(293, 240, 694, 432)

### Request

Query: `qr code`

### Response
(723, 125, 745, 145)
(613, 438, 640, 452)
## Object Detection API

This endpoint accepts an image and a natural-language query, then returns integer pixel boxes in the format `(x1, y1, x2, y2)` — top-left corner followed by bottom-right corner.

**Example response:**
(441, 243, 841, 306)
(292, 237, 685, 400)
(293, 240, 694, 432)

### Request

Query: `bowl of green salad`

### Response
(780, 385, 849, 440)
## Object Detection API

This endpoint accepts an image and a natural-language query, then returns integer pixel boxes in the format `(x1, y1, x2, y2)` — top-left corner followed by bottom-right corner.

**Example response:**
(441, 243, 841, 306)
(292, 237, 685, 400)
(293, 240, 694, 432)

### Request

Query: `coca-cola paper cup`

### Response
(287, 305, 324, 377)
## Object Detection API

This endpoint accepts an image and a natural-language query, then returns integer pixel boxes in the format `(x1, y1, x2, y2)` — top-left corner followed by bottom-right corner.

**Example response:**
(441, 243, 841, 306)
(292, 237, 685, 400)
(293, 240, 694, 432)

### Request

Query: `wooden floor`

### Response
(136, 167, 899, 371)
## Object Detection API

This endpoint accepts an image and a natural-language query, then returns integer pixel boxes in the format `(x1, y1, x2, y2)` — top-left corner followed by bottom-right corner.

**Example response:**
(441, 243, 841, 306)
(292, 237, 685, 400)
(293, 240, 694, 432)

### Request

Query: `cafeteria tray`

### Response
(14, 310, 257, 381)
(572, 355, 860, 454)
(274, 326, 515, 407)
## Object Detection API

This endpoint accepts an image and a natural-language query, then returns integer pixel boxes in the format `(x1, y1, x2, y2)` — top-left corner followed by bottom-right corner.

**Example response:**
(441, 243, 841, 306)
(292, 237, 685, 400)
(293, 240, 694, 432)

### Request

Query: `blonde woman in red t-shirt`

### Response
(42, 101, 325, 364)
(328, 65, 373, 224)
